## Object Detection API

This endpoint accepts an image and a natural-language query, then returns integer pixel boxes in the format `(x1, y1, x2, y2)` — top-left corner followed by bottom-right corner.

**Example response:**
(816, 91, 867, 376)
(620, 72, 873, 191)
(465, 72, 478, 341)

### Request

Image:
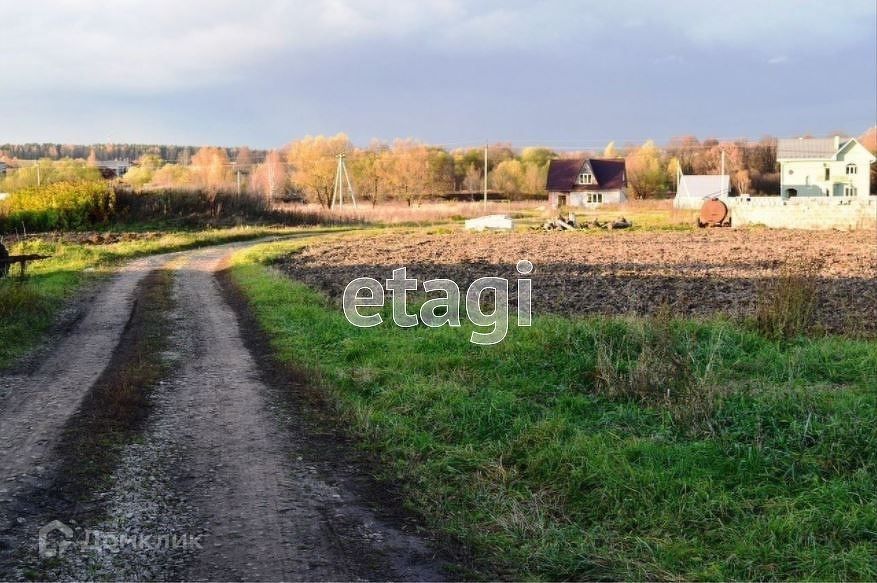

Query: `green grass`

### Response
(230, 238, 877, 581)
(0, 226, 332, 368)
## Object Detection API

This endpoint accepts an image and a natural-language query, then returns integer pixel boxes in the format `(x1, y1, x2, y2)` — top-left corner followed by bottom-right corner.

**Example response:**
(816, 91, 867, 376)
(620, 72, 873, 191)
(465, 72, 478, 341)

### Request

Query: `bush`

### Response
(0, 181, 115, 233)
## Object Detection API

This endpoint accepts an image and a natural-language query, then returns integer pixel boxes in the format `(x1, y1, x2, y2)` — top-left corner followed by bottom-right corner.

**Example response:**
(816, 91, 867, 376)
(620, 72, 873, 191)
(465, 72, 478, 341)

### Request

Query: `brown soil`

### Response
(277, 229, 877, 334)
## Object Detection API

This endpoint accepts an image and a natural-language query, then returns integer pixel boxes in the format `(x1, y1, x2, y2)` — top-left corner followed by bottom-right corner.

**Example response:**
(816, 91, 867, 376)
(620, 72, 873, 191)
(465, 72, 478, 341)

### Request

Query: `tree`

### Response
(387, 139, 432, 206)
(123, 154, 163, 187)
(625, 140, 669, 199)
(522, 162, 548, 194)
(734, 169, 751, 195)
(859, 126, 877, 154)
(86, 149, 98, 167)
(462, 164, 482, 193)
(489, 159, 525, 195)
(520, 147, 556, 167)
(287, 133, 352, 207)
(667, 135, 701, 175)
(250, 149, 286, 201)
(150, 164, 191, 187)
(190, 147, 232, 192)
(235, 146, 253, 169)
(602, 141, 619, 158)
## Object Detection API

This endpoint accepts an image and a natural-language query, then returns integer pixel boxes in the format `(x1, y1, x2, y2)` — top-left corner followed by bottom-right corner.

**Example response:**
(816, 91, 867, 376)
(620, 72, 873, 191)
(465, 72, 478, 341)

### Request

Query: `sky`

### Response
(2, 0, 875, 149)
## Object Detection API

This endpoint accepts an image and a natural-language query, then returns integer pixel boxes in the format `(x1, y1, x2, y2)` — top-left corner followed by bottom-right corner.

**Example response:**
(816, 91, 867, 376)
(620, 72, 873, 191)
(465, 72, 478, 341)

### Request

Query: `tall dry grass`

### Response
(274, 200, 539, 225)
(755, 262, 820, 340)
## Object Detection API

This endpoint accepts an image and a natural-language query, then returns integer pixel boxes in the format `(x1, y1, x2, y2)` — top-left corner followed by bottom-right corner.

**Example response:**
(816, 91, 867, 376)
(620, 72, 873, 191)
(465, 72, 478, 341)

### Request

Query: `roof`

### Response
(589, 159, 626, 190)
(546, 158, 626, 191)
(546, 158, 585, 191)
(776, 137, 850, 160)
(675, 175, 730, 199)
(96, 160, 131, 169)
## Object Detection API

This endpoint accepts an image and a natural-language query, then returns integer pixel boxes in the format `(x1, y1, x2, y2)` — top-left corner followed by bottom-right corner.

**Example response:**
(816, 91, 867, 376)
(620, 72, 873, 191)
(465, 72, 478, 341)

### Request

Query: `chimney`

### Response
(834, 135, 840, 151)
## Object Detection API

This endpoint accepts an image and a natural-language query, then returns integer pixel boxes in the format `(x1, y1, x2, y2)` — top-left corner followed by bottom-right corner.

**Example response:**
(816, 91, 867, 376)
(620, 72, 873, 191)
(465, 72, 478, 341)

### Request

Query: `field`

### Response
(229, 229, 877, 580)
(277, 228, 877, 335)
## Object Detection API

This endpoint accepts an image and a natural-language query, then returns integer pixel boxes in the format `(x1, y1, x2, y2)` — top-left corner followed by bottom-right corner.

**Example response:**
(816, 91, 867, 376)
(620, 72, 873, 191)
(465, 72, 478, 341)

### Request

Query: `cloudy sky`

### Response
(2, 0, 875, 149)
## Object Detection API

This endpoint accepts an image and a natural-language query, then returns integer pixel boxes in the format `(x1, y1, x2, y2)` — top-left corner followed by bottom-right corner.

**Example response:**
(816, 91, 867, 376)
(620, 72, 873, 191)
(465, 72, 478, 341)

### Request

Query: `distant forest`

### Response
(0, 143, 267, 164)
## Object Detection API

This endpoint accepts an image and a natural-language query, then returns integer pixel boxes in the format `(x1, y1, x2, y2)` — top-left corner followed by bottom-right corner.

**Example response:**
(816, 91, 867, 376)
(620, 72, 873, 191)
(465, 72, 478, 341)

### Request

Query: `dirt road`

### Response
(0, 241, 449, 580)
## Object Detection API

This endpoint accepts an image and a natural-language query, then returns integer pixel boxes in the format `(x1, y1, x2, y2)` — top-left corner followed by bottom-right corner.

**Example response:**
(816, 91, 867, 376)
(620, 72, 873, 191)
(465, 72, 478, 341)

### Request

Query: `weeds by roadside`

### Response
(593, 305, 728, 432)
(754, 261, 820, 340)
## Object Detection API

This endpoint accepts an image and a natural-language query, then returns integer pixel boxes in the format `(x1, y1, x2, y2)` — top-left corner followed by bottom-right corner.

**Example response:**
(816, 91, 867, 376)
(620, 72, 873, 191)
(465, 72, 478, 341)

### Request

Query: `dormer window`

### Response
(578, 172, 593, 185)
(846, 163, 857, 175)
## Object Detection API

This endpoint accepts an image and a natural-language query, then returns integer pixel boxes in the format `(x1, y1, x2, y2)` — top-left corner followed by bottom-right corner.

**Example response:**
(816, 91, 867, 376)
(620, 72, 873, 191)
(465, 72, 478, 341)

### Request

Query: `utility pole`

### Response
(332, 153, 357, 209)
(483, 142, 488, 210)
(720, 149, 726, 196)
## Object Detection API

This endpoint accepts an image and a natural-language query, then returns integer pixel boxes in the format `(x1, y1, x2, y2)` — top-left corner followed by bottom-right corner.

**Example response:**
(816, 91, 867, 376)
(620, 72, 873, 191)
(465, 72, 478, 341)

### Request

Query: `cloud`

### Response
(768, 56, 789, 65)
(1, 0, 873, 95)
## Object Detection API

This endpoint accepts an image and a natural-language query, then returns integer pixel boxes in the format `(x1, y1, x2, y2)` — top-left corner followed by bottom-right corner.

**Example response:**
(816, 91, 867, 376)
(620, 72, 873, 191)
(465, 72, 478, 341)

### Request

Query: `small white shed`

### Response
(673, 175, 730, 209)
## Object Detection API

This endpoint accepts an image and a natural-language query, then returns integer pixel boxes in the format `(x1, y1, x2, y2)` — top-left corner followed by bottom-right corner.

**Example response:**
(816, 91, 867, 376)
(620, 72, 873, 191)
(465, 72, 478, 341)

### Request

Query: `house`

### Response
(546, 158, 627, 208)
(95, 160, 131, 179)
(673, 174, 730, 209)
(777, 136, 875, 199)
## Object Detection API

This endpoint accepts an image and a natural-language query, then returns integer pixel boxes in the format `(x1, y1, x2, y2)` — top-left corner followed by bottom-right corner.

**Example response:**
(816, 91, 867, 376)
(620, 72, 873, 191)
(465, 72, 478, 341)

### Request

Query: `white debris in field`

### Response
(464, 214, 513, 231)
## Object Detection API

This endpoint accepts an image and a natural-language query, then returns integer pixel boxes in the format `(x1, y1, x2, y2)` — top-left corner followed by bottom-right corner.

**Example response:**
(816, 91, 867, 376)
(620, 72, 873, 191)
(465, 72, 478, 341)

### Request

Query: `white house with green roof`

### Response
(777, 136, 875, 199)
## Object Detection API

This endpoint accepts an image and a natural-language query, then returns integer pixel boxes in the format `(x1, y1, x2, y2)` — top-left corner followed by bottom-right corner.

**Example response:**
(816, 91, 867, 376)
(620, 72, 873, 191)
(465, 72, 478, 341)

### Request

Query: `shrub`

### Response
(0, 181, 115, 233)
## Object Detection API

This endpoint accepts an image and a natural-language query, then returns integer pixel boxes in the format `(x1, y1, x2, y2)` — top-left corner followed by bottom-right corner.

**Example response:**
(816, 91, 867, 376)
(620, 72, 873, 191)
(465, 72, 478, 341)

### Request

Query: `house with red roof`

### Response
(545, 157, 627, 208)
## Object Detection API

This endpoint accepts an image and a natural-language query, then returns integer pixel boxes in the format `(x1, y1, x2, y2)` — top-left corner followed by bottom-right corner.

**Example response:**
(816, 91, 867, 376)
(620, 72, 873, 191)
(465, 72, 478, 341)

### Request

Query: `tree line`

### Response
(0, 143, 266, 165)
(3, 128, 874, 204)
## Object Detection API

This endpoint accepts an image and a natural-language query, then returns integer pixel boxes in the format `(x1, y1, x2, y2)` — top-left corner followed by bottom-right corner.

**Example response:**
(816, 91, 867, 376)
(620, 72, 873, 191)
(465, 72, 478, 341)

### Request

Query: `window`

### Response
(846, 163, 857, 175)
(586, 192, 603, 204)
(577, 172, 593, 185)
(824, 168, 830, 181)
(844, 185, 857, 197)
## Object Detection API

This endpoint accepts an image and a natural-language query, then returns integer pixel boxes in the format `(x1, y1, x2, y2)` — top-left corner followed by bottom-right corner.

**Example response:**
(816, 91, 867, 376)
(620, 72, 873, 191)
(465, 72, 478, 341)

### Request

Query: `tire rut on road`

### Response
(0, 239, 450, 580)
(164, 245, 446, 581)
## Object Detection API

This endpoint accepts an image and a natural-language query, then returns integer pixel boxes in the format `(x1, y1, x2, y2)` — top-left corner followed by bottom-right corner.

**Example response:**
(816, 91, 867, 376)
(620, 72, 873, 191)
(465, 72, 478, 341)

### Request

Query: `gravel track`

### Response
(0, 239, 448, 580)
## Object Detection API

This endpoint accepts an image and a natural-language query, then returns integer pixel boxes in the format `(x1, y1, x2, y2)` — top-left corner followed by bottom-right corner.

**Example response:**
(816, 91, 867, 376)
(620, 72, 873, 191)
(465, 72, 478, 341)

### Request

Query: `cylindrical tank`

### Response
(699, 199, 729, 227)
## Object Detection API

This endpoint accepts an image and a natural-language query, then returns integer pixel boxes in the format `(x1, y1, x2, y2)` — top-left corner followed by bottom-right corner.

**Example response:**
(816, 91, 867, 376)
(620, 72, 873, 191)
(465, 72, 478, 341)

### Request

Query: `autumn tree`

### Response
(489, 159, 525, 195)
(190, 147, 232, 192)
(462, 164, 482, 193)
(387, 139, 432, 206)
(235, 146, 253, 169)
(625, 140, 669, 199)
(124, 154, 163, 187)
(150, 164, 191, 188)
(667, 135, 701, 174)
(286, 133, 352, 207)
(520, 147, 556, 167)
(250, 149, 286, 201)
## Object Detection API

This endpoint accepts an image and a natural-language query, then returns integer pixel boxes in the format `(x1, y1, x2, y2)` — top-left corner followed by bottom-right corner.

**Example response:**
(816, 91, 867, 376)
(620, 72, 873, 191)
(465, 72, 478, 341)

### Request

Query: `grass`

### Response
(0, 226, 334, 368)
(229, 237, 877, 580)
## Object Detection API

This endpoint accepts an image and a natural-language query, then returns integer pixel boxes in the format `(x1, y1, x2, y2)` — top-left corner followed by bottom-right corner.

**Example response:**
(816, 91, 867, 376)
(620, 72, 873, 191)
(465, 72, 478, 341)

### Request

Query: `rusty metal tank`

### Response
(698, 198, 730, 227)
